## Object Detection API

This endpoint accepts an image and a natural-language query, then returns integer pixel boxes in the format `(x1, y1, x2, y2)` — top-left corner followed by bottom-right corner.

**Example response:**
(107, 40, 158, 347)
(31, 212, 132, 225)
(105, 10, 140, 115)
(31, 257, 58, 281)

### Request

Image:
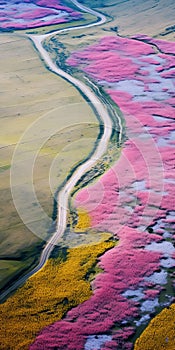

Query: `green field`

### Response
(0, 33, 98, 291)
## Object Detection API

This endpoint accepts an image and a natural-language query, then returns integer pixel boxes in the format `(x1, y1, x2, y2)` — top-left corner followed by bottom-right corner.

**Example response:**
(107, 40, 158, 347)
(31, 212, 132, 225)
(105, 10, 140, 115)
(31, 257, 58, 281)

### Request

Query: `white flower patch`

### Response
(145, 270, 168, 285)
(140, 298, 159, 313)
(145, 241, 175, 255)
(84, 335, 112, 350)
(123, 288, 144, 302)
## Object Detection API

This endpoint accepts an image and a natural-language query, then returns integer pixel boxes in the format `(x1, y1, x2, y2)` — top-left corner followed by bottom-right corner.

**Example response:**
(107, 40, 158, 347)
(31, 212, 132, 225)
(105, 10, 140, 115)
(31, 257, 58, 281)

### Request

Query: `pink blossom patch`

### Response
(31, 35, 175, 349)
(0, 0, 82, 30)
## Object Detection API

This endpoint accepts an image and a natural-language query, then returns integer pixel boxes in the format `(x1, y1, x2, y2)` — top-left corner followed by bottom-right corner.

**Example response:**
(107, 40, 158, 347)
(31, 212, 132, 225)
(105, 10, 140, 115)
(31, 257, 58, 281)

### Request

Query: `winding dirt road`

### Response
(0, 0, 123, 301)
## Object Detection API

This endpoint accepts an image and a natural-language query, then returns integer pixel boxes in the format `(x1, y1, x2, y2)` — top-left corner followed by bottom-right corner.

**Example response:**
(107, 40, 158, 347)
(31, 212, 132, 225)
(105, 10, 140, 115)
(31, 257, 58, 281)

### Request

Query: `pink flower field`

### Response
(30, 36, 175, 348)
(0, 0, 82, 30)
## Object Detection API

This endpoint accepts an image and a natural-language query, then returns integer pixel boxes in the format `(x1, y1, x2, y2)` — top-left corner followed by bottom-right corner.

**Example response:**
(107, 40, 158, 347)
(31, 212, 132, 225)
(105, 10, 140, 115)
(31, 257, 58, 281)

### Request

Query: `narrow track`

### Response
(0, 0, 123, 301)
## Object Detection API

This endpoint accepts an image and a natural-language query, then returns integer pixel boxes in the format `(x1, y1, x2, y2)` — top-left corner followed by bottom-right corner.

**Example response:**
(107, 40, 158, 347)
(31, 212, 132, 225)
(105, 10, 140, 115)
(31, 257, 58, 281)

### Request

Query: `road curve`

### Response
(0, 0, 122, 301)
(31, 0, 106, 42)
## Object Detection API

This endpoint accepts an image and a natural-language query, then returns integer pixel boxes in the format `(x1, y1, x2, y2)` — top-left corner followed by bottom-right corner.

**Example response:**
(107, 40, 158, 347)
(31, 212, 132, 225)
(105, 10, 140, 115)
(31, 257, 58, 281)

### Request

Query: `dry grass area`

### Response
(52, 0, 174, 57)
(0, 33, 98, 289)
(33, 122, 99, 217)
(78, 0, 175, 39)
(101, 0, 175, 39)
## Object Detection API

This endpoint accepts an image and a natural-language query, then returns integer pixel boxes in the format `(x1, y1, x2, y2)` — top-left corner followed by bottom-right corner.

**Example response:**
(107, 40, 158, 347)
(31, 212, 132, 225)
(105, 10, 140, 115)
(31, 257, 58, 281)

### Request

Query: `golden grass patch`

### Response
(74, 208, 91, 232)
(134, 303, 175, 350)
(0, 239, 115, 350)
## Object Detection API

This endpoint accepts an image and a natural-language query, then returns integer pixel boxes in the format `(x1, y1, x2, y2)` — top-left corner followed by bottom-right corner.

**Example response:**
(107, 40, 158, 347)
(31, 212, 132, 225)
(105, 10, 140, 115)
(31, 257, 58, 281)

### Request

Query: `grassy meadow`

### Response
(0, 33, 98, 291)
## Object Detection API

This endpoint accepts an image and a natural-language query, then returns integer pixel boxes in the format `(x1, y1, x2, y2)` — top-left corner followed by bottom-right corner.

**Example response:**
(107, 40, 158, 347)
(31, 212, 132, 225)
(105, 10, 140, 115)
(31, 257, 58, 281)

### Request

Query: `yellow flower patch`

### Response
(0, 239, 114, 350)
(74, 208, 91, 232)
(134, 303, 175, 350)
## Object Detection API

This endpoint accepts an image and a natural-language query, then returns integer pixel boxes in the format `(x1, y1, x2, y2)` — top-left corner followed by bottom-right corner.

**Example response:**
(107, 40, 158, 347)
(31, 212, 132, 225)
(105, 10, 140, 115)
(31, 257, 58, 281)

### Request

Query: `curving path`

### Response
(0, 0, 123, 301)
